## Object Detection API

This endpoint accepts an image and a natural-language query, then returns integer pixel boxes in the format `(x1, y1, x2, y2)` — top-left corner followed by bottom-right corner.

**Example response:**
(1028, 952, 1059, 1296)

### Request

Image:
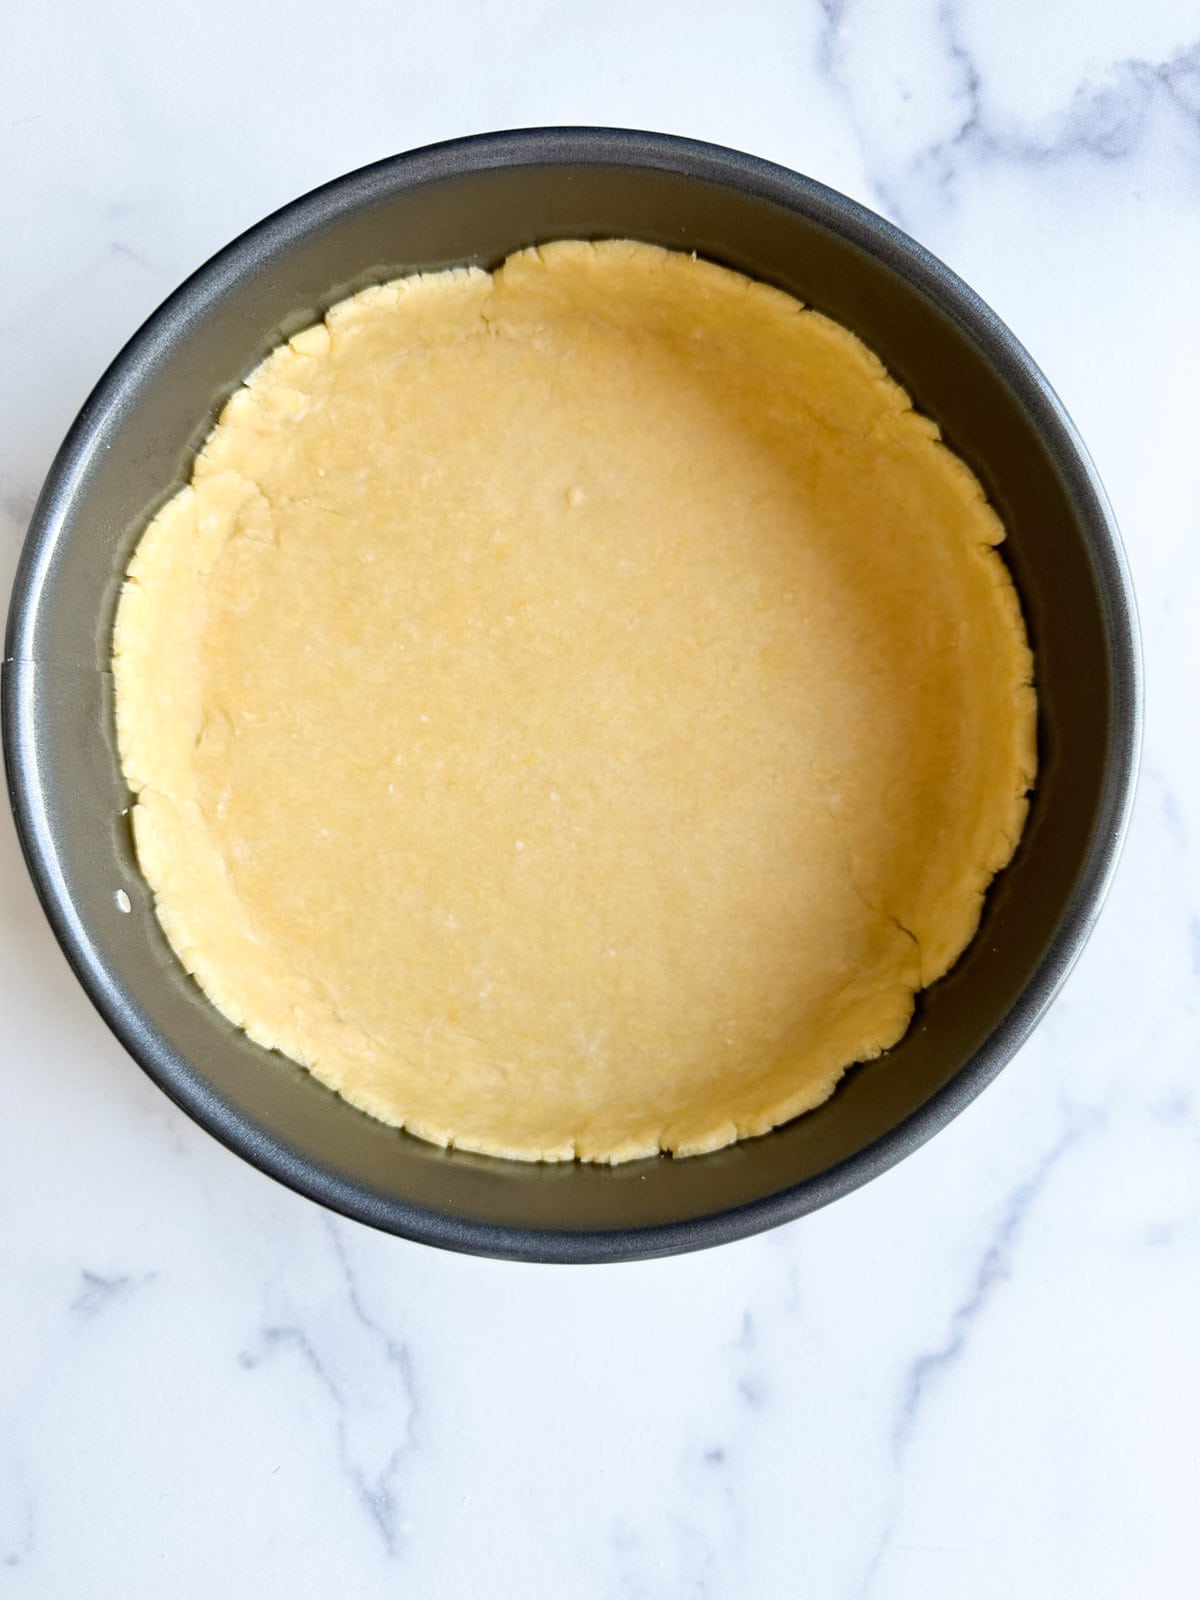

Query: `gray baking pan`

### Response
(2, 129, 1140, 1261)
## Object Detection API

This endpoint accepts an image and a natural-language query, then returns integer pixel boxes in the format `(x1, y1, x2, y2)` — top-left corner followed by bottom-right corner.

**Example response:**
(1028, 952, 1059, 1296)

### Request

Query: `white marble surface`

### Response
(2, 2, 1198, 1594)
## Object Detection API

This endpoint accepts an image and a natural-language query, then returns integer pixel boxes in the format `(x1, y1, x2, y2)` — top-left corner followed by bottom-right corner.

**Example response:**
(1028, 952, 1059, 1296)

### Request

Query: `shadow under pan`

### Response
(1, 128, 1140, 1261)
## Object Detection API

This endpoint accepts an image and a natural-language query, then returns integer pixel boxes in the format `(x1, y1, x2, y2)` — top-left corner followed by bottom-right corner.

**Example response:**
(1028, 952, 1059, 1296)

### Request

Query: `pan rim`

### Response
(2, 126, 1142, 1262)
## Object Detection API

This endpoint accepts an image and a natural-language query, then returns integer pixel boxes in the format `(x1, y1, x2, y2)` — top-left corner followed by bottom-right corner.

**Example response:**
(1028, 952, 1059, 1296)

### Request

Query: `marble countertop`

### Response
(2, 3, 1198, 1595)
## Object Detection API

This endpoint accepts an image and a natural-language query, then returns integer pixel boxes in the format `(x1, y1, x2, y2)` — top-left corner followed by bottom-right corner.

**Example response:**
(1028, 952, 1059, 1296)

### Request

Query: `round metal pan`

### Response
(2, 129, 1141, 1261)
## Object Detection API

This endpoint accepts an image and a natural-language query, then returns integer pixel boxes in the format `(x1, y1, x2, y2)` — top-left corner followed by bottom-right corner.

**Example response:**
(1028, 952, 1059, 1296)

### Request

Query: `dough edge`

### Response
(113, 239, 1037, 1165)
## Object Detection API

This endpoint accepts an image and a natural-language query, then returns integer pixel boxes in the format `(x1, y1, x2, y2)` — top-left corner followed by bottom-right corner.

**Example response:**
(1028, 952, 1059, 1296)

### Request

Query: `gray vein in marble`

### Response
(815, 0, 844, 72)
(605, 1300, 767, 1600)
(1150, 1089, 1200, 1167)
(1, 1499, 32, 1571)
(608, 1495, 729, 1599)
(70, 1268, 157, 1320)
(1150, 1086, 1194, 1126)
(238, 1218, 417, 1557)
(239, 1322, 408, 1555)
(680, 1309, 765, 1594)
(107, 238, 155, 274)
(733, 1309, 769, 1411)
(0, 1439, 34, 1571)
(1151, 773, 1189, 853)
(609, 1520, 649, 1600)
(325, 1216, 422, 1526)
(853, 1110, 1098, 1597)
(890, 1112, 1095, 1459)
(1139, 1209, 1200, 1248)
(609, 1509, 732, 1600)
(816, 1, 1200, 228)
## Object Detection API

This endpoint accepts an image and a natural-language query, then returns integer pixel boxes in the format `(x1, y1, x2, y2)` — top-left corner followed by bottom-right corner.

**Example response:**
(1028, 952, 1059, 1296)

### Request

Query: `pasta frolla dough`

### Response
(113, 241, 1036, 1162)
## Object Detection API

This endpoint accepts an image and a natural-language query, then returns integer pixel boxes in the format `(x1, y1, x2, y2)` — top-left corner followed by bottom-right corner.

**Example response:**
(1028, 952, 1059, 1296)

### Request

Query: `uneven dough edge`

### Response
(113, 240, 1036, 1164)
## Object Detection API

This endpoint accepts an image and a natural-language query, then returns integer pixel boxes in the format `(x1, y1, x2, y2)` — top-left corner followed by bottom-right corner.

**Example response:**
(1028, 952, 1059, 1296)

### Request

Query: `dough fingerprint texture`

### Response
(113, 240, 1037, 1163)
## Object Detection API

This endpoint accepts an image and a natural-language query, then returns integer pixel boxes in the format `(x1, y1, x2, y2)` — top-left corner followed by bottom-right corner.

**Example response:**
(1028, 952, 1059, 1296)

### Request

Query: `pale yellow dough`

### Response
(113, 240, 1036, 1162)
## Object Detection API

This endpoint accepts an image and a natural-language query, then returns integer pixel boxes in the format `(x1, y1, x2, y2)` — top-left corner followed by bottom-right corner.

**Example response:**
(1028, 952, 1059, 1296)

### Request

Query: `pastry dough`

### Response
(113, 240, 1036, 1162)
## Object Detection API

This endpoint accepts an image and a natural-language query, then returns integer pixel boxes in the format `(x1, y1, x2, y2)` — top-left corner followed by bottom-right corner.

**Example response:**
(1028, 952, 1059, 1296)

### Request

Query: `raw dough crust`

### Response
(113, 240, 1036, 1162)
